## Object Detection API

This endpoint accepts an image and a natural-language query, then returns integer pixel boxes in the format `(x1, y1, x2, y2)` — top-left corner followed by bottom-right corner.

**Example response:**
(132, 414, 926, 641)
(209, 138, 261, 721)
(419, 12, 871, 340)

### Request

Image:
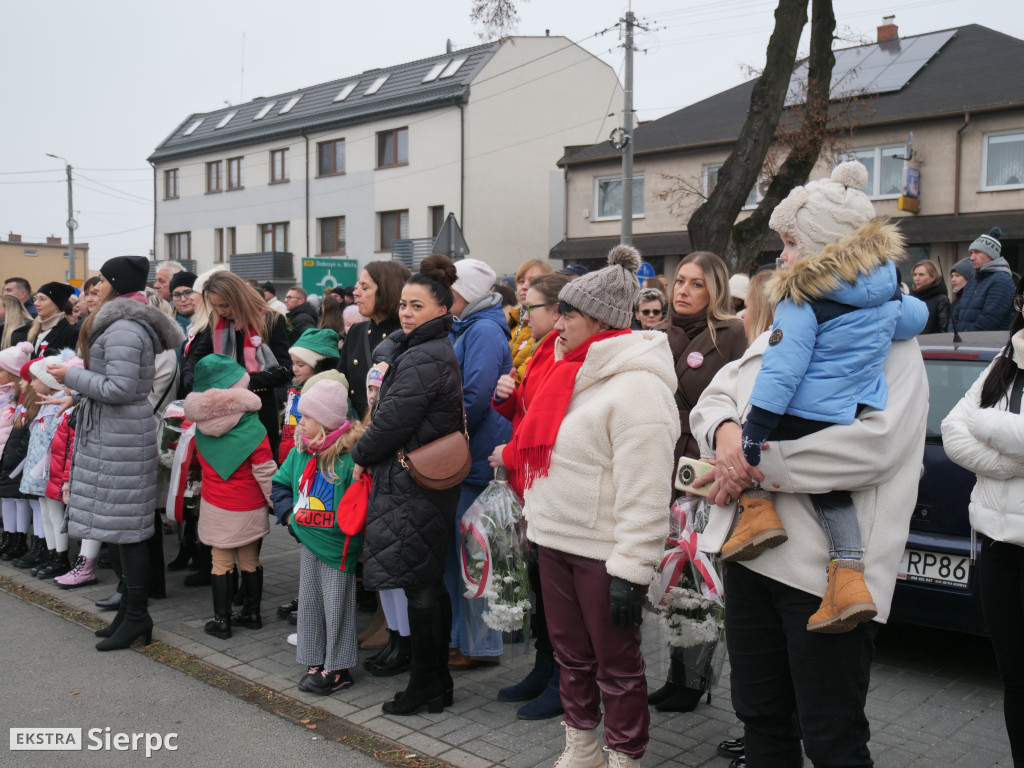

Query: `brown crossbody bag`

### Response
(397, 411, 471, 491)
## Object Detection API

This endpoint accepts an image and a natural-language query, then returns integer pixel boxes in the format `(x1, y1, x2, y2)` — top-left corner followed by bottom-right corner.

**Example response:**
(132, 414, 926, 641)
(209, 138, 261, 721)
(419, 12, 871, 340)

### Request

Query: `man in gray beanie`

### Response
(952, 227, 1015, 332)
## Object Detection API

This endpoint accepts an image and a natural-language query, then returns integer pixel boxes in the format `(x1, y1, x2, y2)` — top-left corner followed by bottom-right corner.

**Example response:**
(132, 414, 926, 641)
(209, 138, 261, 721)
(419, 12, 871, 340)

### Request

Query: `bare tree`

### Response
(470, 0, 526, 40)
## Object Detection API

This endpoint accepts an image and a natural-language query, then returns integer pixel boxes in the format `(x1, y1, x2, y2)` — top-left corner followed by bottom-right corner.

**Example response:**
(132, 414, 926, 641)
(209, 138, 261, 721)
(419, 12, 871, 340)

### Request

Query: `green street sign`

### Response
(301, 258, 358, 296)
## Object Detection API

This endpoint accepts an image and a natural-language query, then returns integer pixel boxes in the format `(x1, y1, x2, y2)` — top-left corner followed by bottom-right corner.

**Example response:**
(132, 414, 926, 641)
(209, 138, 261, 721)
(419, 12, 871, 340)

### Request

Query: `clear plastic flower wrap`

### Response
(460, 469, 531, 641)
(642, 495, 726, 694)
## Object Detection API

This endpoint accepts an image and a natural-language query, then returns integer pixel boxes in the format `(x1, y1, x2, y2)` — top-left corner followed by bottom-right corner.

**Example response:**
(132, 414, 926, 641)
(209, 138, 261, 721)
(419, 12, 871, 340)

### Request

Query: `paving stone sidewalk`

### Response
(2, 525, 1012, 767)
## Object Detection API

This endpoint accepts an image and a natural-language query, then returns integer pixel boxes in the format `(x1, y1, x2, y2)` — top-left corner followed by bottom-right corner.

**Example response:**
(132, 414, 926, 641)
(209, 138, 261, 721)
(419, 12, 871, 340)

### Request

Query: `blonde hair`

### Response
(0, 295, 32, 348)
(194, 271, 269, 335)
(675, 251, 736, 347)
(295, 418, 366, 482)
(744, 271, 776, 343)
(145, 287, 175, 317)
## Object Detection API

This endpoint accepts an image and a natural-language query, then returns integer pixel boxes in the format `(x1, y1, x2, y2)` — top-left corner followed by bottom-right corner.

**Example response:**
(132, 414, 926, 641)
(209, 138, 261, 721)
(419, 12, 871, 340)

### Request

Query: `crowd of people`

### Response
(0, 161, 1021, 766)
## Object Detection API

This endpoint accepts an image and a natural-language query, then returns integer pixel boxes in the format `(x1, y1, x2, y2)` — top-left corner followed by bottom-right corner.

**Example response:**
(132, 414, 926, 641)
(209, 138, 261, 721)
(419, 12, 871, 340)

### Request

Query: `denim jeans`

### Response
(979, 535, 1024, 764)
(811, 490, 862, 560)
(725, 562, 877, 767)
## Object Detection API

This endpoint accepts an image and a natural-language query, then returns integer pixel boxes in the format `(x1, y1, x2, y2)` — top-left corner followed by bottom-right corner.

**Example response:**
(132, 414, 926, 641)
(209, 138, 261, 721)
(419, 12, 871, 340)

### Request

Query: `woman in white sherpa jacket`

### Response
(689, 333, 927, 768)
(941, 276, 1024, 765)
(493, 246, 679, 768)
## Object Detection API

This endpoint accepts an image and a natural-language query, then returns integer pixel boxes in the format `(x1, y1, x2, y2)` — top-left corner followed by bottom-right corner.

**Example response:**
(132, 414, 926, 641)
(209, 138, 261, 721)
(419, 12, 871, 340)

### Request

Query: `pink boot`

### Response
(55, 555, 98, 589)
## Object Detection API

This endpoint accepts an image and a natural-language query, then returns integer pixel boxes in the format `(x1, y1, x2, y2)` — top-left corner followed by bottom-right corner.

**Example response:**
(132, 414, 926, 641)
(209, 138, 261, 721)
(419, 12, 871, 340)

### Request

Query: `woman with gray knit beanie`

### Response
(492, 245, 679, 768)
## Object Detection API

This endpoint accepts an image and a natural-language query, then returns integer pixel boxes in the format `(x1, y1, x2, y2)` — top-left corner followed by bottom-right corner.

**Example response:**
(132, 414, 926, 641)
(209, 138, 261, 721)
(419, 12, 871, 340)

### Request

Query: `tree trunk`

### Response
(728, 0, 837, 271)
(687, 0, 809, 267)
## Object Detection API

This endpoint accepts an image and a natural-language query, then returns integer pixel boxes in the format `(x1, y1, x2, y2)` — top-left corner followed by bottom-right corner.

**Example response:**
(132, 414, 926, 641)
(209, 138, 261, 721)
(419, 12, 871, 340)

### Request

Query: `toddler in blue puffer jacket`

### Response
(722, 161, 928, 633)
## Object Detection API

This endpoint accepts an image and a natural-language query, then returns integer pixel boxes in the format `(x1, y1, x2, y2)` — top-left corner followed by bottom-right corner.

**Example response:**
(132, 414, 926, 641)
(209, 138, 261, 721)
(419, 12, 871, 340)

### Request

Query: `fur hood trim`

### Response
(767, 218, 905, 306)
(183, 387, 261, 423)
(91, 299, 185, 353)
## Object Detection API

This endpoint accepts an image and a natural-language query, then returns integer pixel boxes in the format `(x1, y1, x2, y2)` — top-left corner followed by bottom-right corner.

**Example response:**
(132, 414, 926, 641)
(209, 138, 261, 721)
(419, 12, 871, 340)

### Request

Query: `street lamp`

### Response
(45, 153, 78, 282)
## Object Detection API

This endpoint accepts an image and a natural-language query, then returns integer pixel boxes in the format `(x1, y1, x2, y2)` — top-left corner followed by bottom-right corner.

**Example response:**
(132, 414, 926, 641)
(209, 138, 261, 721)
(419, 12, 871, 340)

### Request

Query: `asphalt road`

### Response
(0, 590, 385, 768)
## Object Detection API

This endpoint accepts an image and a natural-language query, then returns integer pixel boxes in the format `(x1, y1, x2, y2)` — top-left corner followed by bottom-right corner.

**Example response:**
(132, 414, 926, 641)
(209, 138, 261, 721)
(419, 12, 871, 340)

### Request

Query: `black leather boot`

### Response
(166, 511, 197, 571)
(369, 634, 411, 677)
(96, 543, 154, 651)
(147, 511, 166, 599)
(204, 572, 234, 640)
(184, 543, 212, 587)
(36, 549, 72, 579)
(95, 581, 127, 637)
(14, 537, 47, 569)
(1, 532, 27, 561)
(383, 586, 445, 716)
(230, 567, 263, 629)
(363, 628, 399, 670)
(30, 549, 57, 576)
(0, 531, 10, 556)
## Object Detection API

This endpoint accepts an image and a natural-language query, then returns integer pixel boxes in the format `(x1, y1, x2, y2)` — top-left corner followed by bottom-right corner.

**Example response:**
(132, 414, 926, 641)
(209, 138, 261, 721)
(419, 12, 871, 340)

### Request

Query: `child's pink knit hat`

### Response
(0, 342, 34, 377)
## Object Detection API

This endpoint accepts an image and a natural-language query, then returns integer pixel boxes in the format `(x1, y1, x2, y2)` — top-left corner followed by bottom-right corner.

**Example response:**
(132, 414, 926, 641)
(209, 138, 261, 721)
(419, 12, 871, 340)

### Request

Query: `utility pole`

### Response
(621, 9, 635, 245)
(46, 153, 77, 282)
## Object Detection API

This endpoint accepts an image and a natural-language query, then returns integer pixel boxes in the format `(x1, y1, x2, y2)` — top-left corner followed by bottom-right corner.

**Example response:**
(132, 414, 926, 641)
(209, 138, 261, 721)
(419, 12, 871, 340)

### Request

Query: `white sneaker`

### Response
(287, 633, 297, 646)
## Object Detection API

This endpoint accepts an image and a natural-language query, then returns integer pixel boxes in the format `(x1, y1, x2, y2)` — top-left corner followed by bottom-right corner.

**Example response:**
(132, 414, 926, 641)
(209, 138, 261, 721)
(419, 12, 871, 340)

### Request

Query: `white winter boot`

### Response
(604, 747, 640, 768)
(553, 722, 606, 768)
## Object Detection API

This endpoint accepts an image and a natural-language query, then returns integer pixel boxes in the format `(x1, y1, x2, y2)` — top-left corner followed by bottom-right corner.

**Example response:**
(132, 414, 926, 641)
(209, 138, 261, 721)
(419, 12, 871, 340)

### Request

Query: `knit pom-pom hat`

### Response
(558, 245, 642, 329)
(769, 161, 876, 259)
(0, 341, 34, 378)
(298, 379, 349, 431)
(29, 348, 83, 391)
(969, 227, 1002, 261)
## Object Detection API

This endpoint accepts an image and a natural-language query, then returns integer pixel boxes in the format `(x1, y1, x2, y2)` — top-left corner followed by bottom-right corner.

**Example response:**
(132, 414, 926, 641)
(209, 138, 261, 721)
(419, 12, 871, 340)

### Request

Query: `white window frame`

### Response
(838, 144, 904, 199)
(592, 173, 645, 221)
(981, 129, 1024, 191)
(703, 162, 768, 209)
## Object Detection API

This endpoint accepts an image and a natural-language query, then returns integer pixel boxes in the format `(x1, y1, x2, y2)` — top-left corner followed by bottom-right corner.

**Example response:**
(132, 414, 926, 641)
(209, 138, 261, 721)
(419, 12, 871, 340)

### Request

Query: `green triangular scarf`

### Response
(194, 411, 267, 480)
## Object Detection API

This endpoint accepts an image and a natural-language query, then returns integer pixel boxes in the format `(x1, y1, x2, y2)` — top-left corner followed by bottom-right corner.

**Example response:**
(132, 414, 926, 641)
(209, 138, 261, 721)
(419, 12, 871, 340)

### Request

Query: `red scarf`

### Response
(510, 328, 630, 491)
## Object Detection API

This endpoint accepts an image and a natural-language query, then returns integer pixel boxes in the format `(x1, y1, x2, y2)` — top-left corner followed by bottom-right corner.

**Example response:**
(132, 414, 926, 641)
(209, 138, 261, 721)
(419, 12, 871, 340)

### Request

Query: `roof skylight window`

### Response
(334, 83, 357, 102)
(422, 63, 446, 83)
(364, 76, 389, 96)
(439, 57, 467, 79)
(216, 111, 238, 129)
(253, 102, 276, 120)
(183, 119, 204, 136)
(279, 96, 301, 115)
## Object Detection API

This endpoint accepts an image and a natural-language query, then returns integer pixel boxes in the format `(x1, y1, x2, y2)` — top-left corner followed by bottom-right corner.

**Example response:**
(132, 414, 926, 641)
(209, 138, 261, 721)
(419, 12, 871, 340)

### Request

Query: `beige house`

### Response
(149, 36, 622, 279)
(0, 234, 90, 292)
(553, 22, 1024, 282)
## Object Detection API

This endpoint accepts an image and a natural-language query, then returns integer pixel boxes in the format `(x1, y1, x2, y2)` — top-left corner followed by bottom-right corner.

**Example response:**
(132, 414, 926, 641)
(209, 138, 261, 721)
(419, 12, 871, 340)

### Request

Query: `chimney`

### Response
(7, 233, 21, 243)
(46, 236, 61, 245)
(877, 15, 898, 42)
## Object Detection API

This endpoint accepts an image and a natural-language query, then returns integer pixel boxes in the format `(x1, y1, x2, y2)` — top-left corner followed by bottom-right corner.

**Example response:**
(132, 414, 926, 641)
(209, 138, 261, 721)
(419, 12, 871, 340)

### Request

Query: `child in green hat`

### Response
(280, 329, 341, 463)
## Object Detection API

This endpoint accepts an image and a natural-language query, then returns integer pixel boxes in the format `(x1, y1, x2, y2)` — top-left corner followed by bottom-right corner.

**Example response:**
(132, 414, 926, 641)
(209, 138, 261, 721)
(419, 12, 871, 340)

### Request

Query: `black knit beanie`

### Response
(37, 281, 75, 309)
(101, 255, 150, 294)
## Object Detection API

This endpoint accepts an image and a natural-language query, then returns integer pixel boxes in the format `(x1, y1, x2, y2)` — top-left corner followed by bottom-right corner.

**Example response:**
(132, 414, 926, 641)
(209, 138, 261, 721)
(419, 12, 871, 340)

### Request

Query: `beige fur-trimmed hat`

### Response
(769, 161, 876, 259)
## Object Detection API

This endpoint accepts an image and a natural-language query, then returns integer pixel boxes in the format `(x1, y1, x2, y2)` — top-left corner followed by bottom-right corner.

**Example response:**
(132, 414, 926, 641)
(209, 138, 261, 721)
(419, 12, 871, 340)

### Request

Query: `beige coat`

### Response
(690, 334, 928, 621)
(524, 330, 680, 587)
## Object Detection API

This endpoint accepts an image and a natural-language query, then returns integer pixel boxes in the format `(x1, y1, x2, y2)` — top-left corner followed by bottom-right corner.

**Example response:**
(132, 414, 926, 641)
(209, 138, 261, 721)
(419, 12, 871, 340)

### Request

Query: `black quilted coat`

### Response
(0, 425, 30, 499)
(351, 314, 464, 591)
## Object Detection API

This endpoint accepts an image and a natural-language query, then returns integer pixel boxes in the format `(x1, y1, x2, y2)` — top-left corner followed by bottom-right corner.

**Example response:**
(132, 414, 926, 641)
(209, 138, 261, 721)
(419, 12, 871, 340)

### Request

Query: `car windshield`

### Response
(924, 359, 990, 439)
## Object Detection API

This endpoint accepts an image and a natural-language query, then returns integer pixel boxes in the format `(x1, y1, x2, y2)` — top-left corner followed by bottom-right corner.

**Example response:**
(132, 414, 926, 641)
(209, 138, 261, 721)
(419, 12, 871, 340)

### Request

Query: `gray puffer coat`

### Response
(65, 299, 184, 544)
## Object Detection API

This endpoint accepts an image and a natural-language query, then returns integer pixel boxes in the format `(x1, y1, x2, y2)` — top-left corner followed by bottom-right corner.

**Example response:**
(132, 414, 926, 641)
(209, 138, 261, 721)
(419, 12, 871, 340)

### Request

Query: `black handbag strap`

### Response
(1010, 369, 1024, 415)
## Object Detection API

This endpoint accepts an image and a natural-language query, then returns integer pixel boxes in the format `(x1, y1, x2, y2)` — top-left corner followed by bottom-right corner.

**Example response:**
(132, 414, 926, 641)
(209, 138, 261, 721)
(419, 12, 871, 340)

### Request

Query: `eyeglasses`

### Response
(523, 302, 555, 315)
(638, 309, 663, 317)
(1014, 295, 1024, 312)
(171, 290, 194, 300)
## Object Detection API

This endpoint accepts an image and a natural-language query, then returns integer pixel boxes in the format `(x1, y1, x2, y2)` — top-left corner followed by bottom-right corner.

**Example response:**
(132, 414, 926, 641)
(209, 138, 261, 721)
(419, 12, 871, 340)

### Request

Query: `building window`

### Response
(270, 148, 289, 183)
(378, 209, 409, 251)
(214, 228, 224, 263)
(226, 227, 236, 260)
(260, 222, 289, 252)
(317, 139, 346, 177)
(164, 169, 179, 200)
(594, 174, 645, 220)
(227, 157, 243, 190)
(320, 216, 346, 255)
(168, 232, 190, 260)
(839, 145, 904, 197)
(430, 205, 445, 238)
(702, 163, 767, 208)
(982, 130, 1024, 190)
(377, 127, 409, 168)
(206, 161, 222, 193)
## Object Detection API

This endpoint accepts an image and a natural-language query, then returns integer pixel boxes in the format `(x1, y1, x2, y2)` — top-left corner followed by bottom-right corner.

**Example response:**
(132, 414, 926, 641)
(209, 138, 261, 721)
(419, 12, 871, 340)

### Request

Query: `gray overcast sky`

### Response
(3, 0, 1022, 271)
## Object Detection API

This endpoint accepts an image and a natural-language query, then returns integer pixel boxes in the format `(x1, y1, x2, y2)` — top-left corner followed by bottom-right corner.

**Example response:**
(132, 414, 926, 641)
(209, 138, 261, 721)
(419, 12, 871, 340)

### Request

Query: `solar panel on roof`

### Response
(785, 29, 956, 106)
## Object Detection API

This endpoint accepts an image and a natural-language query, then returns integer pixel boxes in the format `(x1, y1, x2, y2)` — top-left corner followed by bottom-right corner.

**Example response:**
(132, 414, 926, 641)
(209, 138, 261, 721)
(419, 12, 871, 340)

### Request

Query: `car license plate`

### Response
(896, 548, 970, 590)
